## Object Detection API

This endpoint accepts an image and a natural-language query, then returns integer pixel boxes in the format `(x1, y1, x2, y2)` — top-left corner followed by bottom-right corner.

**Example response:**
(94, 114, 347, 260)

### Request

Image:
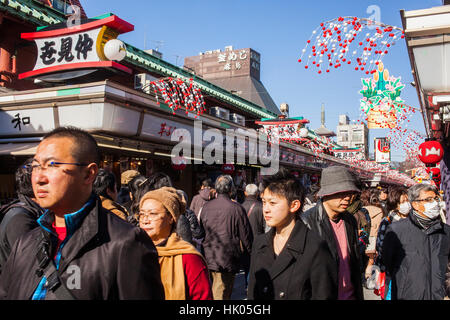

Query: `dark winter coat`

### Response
(185, 208, 205, 240)
(200, 194, 253, 273)
(248, 219, 338, 300)
(0, 196, 165, 300)
(176, 214, 193, 244)
(117, 187, 131, 206)
(381, 212, 450, 300)
(190, 188, 210, 217)
(241, 196, 265, 238)
(0, 194, 44, 274)
(176, 208, 205, 245)
(301, 200, 364, 300)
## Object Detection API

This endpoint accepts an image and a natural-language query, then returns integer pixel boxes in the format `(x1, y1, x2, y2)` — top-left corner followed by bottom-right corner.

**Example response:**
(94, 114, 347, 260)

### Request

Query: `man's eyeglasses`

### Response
(26, 161, 88, 173)
(413, 196, 441, 203)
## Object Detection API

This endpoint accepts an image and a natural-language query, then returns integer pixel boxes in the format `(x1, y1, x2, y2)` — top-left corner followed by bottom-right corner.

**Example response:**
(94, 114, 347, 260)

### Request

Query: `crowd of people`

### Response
(0, 126, 449, 300)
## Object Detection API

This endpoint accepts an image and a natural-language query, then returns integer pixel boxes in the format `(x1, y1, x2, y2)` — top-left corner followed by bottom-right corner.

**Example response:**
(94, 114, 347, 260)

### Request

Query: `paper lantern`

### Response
(299, 127, 309, 138)
(104, 39, 127, 61)
(171, 156, 186, 171)
(418, 140, 444, 165)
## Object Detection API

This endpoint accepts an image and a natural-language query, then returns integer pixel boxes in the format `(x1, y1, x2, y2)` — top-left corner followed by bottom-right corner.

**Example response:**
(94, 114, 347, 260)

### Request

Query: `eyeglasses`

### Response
(413, 196, 441, 203)
(26, 161, 89, 173)
(138, 212, 166, 222)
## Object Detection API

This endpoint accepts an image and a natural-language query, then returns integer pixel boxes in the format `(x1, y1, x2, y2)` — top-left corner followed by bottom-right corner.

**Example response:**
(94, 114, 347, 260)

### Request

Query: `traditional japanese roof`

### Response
(0, 0, 65, 25)
(0, 1, 277, 119)
(314, 125, 336, 137)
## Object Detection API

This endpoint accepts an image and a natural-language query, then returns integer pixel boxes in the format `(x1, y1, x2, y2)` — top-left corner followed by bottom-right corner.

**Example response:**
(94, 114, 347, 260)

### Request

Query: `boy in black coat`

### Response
(248, 168, 337, 300)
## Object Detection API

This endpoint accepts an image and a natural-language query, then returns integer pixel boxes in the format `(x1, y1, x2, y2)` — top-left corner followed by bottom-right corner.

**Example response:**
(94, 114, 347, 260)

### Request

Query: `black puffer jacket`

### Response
(185, 208, 205, 240)
(301, 200, 364, 300)
(0, 194, 44, 274)
(0, 196, 165, 300)
(382, 212, 450, 300)
(176, 209, 205, 245)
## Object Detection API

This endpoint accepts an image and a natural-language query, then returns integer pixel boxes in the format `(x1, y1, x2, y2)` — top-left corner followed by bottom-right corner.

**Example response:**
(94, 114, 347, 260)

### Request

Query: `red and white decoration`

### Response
(149, 77, 206, 118)
(298, 16, 404, 75)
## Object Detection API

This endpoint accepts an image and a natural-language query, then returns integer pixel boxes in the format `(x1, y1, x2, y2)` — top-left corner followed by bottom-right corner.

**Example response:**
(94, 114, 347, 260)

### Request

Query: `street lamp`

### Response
(401, 5, 450, 139)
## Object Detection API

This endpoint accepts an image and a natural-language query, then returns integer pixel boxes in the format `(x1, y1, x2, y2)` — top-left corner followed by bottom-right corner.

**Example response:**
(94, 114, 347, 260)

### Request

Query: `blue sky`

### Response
(82, 0, 443, 162)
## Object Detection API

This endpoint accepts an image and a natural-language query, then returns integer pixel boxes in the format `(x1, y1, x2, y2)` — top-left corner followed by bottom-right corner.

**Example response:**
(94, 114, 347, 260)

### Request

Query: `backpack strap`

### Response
(35, 231, 76, 300)
(247, 203, 257, 218)
(41, 260, 76, 300)
(197, 206, 203, 221)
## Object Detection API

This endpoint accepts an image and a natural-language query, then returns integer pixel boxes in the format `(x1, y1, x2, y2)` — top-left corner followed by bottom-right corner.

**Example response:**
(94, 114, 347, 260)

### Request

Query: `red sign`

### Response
(418, 140, 444, 165)
(221, 163, 235, 174)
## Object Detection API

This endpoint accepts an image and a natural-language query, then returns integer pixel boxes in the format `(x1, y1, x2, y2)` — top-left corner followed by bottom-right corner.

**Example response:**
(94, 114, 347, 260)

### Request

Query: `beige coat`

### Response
(364, 205, 384, 254)
(100, 195, 128, 220)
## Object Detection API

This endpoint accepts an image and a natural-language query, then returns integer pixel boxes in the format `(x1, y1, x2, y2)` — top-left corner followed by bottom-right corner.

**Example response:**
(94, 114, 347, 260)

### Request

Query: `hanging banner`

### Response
(360, 62, 404, 129)
(374, 137, 390, 163)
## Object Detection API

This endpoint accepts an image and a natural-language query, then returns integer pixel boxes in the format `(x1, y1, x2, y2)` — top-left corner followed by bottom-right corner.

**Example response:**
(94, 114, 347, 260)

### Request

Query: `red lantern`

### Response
(418, 140, 444, 165)
(171, 156, 186, 171)
(221, 163, 235, 175)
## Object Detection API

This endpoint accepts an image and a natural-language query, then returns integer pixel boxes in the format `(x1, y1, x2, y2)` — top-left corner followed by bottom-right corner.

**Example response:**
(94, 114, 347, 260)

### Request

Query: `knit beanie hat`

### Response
(139, 187, 186, 223)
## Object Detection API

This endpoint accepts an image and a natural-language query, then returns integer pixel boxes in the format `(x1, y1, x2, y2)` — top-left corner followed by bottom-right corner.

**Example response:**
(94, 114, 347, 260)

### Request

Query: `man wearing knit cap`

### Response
(302, 166, 363, 300)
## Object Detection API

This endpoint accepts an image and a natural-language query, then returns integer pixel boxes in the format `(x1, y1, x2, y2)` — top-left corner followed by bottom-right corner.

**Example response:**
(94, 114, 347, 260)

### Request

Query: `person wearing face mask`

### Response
(381, 184, 450, 300)
(371, 187, 409, 299)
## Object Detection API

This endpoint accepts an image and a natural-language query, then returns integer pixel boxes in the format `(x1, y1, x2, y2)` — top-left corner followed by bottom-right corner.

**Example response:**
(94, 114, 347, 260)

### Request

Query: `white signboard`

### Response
(0, 108, 55, 135)
(33, 28, 102, 71)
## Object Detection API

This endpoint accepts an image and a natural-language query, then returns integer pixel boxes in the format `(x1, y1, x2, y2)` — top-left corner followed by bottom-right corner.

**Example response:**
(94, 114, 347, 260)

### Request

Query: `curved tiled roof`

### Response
(0, 0, 65, 25)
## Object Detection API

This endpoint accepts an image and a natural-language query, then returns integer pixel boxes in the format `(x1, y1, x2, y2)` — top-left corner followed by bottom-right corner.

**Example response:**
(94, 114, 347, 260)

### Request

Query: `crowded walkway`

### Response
(0, 127, 448, 301)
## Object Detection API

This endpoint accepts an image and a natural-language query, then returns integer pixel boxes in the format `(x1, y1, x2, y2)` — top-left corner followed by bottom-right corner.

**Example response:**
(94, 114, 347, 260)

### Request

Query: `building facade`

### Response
(0, 0, 413, 204)
(336, 115, 369, 160)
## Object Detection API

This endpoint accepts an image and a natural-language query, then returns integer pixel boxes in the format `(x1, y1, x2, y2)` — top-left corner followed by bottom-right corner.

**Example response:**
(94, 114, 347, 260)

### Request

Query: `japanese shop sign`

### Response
(0, 108, 55, 135)
(374, 137, 391, 163)
(19, 15, 134, 79)
(218, 49, 249, 71)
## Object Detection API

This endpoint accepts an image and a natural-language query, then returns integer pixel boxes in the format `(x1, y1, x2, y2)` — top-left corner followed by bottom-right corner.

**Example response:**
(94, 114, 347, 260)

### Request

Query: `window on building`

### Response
(352, 129, 362, 142)
(51, 0, 74, 14)
(340, 130, 348, 142)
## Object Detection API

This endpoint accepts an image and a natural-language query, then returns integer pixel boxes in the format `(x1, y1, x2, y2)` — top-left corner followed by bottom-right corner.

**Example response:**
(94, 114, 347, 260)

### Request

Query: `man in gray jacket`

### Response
(200, 175, 253, 300)
(382, 183, 450, 300)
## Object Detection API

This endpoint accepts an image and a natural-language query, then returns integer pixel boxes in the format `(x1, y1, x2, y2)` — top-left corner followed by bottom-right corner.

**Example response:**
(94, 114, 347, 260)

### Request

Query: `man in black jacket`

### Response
(0, 126, 164, 300)
(302, 166, 364, 300)
(382, 183, 450, 300)
(200, 175, 253, 300)
(242, 184, 265, 238)
(0, 158, 44, 274)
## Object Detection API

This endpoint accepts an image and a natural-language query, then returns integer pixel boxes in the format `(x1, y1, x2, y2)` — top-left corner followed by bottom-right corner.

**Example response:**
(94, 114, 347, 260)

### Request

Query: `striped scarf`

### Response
(411, 210, 440, 230)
